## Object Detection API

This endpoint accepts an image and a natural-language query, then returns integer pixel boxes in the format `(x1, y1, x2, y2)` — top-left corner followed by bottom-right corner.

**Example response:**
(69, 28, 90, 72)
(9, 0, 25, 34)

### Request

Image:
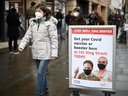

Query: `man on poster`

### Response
(74, 60, 100, 81)
(93, 56, 112, 82)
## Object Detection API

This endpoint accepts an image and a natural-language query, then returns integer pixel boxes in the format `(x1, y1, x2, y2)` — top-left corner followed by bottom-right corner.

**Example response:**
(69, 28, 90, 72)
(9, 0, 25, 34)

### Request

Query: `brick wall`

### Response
(66, 0, 76, 15)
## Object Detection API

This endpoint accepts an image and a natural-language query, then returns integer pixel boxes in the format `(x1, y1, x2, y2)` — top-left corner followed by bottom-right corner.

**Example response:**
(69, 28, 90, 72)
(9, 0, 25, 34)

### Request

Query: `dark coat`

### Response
(56, 11, 64, 28)
(88, 13, 95, 25)
(114, 14, 122, 26)
(26, 6, 35, 20)
(6, 12, 21, 37)
(65, 13, 72, 25)
(69, 14, 86, 25)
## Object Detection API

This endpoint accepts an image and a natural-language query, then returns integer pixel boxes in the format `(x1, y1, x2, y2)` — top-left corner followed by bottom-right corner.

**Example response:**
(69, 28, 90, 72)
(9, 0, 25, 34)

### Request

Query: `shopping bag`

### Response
(19, 23, 26, 32)
(117, 27, 121, 39)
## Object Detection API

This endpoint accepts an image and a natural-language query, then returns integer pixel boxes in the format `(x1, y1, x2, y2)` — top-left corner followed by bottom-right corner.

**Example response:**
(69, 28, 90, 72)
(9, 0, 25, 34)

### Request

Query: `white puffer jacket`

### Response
(18, 17, 58, 60)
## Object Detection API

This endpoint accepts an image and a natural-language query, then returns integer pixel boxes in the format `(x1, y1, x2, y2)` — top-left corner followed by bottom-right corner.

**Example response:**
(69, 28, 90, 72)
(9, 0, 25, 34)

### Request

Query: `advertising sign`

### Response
(69, 26, 116, 92)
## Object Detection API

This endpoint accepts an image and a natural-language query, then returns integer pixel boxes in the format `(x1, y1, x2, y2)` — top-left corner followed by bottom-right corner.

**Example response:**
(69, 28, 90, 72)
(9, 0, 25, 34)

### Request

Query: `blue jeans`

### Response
(58, 27, 63, 38)
(35, 59, 50, 96)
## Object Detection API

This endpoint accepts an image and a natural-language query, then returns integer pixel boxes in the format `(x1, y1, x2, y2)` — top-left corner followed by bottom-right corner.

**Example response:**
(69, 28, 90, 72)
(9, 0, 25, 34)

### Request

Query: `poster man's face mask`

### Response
(83, 69, 92, 75)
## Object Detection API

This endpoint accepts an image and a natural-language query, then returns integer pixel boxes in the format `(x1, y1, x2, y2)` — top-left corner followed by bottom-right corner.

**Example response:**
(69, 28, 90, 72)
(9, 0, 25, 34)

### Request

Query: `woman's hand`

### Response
(18, 48, 23, 52)
(52, 57, 57, 60)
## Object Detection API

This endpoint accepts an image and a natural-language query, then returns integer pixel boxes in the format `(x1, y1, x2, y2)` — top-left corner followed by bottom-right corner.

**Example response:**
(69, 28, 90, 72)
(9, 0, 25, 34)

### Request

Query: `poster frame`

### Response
(69, 25, 116, 92)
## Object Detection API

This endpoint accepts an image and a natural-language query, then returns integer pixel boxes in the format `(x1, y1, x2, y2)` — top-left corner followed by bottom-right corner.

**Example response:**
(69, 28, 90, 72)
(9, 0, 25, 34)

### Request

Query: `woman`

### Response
(6, 8, 21, 54)
(18, 3, 58, 96)
(69, 7, 86, 25)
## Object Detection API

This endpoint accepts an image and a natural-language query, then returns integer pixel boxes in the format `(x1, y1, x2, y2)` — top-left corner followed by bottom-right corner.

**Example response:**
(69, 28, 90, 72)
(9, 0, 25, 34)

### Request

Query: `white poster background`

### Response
(71, 33, 113, 88)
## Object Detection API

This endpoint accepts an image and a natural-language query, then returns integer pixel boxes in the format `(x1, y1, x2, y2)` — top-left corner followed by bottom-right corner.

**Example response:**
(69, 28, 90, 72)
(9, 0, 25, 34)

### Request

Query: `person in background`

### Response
(88, 11, 95, 25)
(94, 11, 105, 25)
(6, 8, 21, 54)
(108, 12, 114, 25)
(47, 8, 58, 25)
(56, 9, 65, 39)
(93, 56, 112, 82)
(18, 3, 58, 96)
(26, 1, 36, 47)
(113, 11, 122, 38)
(65, 11, 72, 37)
(74, 60, 100, 81)
(69, 7, 86, 25)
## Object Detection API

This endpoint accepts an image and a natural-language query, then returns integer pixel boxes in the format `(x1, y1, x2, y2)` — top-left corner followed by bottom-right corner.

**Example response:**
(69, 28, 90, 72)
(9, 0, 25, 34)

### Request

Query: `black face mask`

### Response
(83, 69, 92, 75)
(98, 64, 106, 70)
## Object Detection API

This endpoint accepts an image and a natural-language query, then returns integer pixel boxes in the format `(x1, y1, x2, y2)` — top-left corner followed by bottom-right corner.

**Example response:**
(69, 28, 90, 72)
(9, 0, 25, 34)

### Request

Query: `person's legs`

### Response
(9, 37, 13, 53)
(35, 59, 50, 96)
(13, 37, 18, 51)
(59, 27, 64, 39)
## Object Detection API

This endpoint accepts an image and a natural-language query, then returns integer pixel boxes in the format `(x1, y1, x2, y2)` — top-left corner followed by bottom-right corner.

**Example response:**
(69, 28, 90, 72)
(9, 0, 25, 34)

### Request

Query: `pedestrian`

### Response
(6, 8, 21, 54)
(88, 11, 95, 25)
(94, 11, 105, 25)
(113, 11, 122, 38)
(65, 11, 72, 37)
(26, 1, 36, 47)
(69, 7, 86, 25)
(56, 9, 65, 39)
(18, 3, 58, 96)
(47, 8, 58, 25)
(108, 12, 114, 25)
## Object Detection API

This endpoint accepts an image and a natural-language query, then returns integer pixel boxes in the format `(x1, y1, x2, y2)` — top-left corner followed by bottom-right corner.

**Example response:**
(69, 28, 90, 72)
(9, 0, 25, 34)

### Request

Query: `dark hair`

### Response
(35, 3, 48, 17)
(31, 2, 36, 6)
(11, 8, 16, 13)
(83, 60, 93, 68)
(68, 11, 72, 14)
(47, 8, 51, 16)
(73, 7, 81, 13)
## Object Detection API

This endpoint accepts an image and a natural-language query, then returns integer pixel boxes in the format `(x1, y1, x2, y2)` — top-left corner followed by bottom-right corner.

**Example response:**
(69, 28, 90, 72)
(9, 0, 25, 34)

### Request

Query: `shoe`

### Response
(41, 88, 49, 95)
(9, 50, 13, 54)
(61, 37, 65, 40)
(13, 50, 19, 54)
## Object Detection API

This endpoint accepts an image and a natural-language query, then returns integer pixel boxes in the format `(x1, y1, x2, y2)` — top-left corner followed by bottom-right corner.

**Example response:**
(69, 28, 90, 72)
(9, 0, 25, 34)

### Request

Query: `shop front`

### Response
(0, 0, 26, 42)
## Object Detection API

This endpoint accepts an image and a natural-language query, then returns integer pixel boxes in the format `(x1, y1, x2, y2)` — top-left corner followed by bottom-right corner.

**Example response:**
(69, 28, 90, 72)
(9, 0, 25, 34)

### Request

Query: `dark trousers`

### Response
(9, 37, 18, 51)
(99, 22, 105, 25)
(116, 25, 119, 38)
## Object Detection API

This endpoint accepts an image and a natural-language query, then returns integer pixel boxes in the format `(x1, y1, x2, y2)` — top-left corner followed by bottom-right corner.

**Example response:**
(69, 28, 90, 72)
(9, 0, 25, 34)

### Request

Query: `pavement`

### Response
(0, 35, 128, 96)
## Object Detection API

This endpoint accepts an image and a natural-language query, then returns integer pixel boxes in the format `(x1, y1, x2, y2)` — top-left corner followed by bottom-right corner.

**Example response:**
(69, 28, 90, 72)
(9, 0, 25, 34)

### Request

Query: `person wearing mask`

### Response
(69, 7, 86, 25)
(113, 11, 122, 38)
(65, 11, 72, 37)
(108, 12, 114, 25)
(47, 8, 58, 25)
(6, 8, 21, 54)
(94, 11, 105, 25)
(74, 60, 100, 81)
(18, 3, 58, 96)
(93, 56, 112, 82)
(56, 9, 65, 39)
(26, 1, 36, 47)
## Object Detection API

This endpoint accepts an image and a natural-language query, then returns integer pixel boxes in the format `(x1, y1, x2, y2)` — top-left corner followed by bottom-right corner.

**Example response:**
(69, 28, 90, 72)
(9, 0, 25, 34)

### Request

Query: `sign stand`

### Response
(102, 91, 116, 96)
(70, 89, 81, 96)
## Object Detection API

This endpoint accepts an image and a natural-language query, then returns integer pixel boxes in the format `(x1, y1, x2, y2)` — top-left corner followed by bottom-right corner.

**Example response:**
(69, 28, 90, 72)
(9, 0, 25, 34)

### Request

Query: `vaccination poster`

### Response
(70, 27, 115, 89)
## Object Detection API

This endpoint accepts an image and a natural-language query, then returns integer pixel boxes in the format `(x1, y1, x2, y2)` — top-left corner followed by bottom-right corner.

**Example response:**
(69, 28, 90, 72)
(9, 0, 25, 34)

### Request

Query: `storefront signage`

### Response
(69, 25, 116, 92)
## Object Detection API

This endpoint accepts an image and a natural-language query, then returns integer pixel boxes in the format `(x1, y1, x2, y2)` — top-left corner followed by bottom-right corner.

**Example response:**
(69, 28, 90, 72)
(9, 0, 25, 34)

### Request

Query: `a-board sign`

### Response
(69, 25, 116, 92)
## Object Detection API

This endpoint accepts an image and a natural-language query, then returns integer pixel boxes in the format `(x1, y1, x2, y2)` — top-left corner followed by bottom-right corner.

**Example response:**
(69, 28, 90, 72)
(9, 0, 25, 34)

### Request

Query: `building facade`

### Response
(0, 0, 109, 42)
